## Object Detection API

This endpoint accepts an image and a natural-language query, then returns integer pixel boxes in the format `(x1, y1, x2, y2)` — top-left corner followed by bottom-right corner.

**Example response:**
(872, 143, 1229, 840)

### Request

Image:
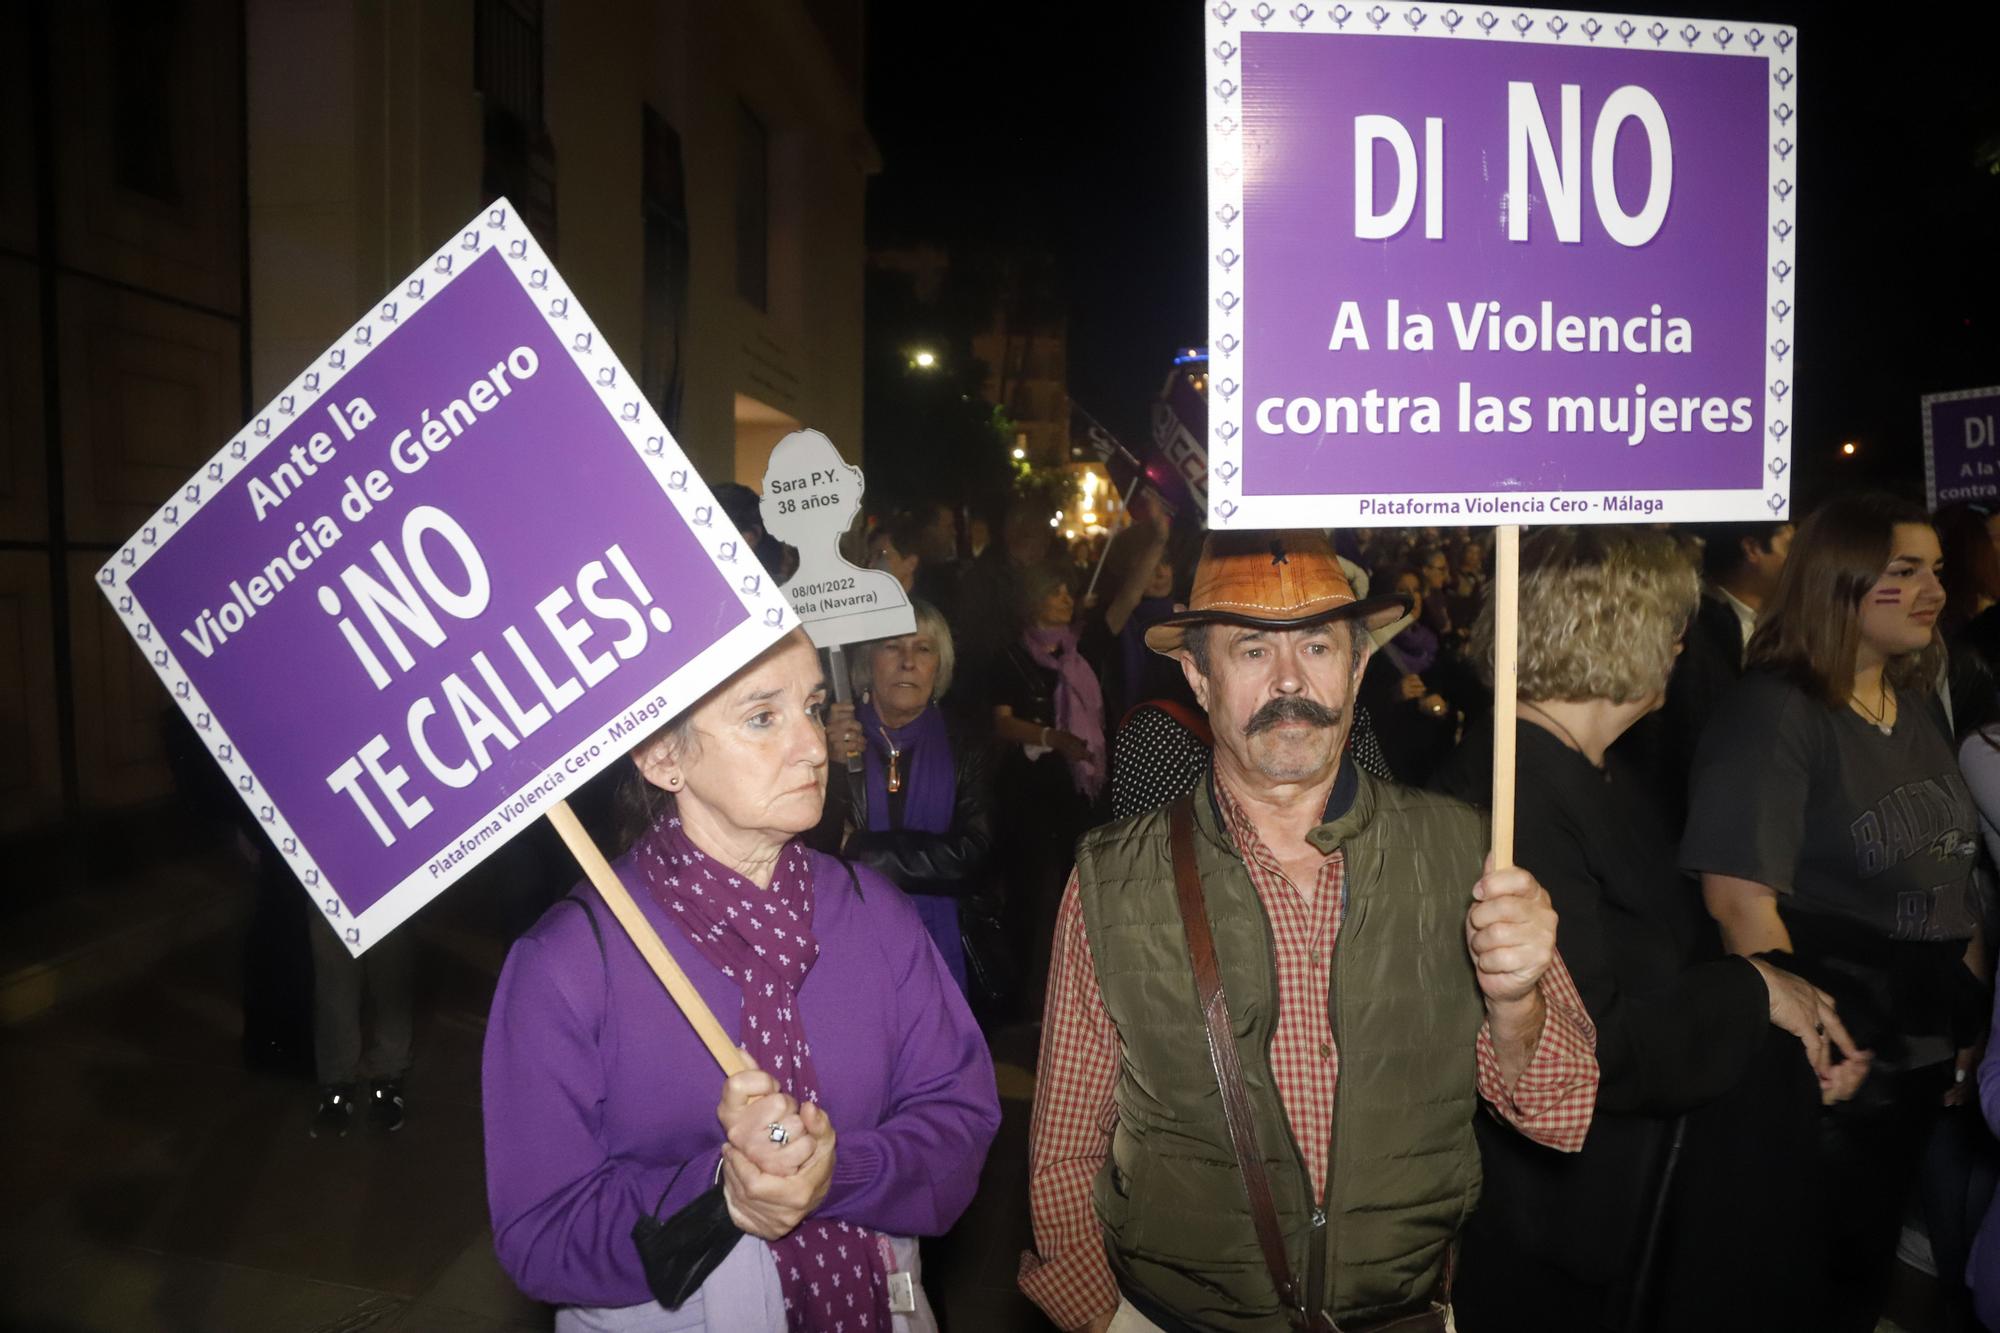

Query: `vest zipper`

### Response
(1306, 1205, 1329, 1324)
(1311, 863, 1349, 1321)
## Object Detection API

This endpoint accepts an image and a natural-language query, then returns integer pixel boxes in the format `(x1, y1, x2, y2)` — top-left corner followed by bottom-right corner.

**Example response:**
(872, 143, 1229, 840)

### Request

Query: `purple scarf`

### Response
(856, 699, 956, 834)
(638, 816, 889, 1333)
(1384, 620, 1440, 676)
(1022, 625, 1106, 799)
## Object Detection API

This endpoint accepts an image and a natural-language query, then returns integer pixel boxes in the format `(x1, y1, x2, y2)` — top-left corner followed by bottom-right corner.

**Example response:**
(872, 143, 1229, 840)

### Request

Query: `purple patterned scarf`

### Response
(638, 815, 890, 1332)
(856, 699, 956, 834)
(1384, 620, 1440, 676)
(1022, 625, 1107, 798)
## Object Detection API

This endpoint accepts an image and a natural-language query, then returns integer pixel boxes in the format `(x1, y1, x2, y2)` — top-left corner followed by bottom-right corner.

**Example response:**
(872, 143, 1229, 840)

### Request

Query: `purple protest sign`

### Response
(1206, 6, 1797, 529)
(99, 200, 795, 954)
(1924, 387, 2000, 510)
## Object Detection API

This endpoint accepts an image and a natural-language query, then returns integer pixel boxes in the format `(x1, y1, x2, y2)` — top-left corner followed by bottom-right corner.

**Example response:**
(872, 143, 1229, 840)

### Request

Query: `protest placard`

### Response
(1204, 5, 1797, 531)
(98, 199, 796, 957)
(1924, 386, 2000, 510)
(1204, 6, 1796, 864)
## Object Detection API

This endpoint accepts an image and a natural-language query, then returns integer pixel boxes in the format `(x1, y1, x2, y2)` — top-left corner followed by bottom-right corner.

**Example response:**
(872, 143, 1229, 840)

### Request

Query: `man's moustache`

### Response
(1243, 697, 1342, 737)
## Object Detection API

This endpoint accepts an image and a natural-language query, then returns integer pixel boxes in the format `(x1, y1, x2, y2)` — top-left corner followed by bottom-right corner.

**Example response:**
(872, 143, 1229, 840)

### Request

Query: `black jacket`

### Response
(1434, 721, 1790, 1326)
(810, 719, 994, 899)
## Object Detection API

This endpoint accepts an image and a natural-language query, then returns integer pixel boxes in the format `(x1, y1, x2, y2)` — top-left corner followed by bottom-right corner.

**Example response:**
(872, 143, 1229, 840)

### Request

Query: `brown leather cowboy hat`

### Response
(1145, 529, 1413, 657)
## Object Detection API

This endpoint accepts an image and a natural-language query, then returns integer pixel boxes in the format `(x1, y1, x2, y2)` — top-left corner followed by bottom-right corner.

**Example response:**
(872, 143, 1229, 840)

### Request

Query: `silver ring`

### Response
(766, 1122, 790, 1146)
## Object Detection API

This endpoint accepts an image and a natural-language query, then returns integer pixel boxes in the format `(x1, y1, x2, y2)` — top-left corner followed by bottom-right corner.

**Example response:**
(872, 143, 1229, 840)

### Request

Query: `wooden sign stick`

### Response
(546, 798, 750, 1077)
(1490, 524, 1521, 870)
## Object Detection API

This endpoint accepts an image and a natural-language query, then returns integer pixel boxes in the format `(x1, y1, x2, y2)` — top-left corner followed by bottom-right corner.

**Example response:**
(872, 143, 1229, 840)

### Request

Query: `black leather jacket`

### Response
(810, 720, 994, 898)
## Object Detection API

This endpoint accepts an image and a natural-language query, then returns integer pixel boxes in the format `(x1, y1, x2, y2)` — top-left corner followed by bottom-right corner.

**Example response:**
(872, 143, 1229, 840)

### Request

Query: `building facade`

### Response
(1, 0, 873, 830)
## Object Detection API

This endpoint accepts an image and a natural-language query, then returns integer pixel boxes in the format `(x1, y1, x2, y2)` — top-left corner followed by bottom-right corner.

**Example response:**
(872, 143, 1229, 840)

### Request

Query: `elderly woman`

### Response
(1683, 494, 1988, 1333)
(1434, 527, 1841, 1332)
(483, 630, 1001, 1331)
(813, 600, 993, 1001)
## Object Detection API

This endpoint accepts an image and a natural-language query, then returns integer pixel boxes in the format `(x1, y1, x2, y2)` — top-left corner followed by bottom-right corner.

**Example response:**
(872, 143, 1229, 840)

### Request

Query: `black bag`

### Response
(958, 889, 1019, 1016)
(631, 1179, 746, 1310)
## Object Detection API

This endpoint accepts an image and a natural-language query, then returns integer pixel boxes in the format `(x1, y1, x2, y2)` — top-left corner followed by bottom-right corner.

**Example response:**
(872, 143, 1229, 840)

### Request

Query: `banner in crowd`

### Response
(1072, 363, 1210, 518)
(1071, 400, 1146, 486)
(98, 200, 795, 953)
(1204, 6, 1798, 529)
(1924, 386, 2000, 510)
(1151, 357, 1210, 513)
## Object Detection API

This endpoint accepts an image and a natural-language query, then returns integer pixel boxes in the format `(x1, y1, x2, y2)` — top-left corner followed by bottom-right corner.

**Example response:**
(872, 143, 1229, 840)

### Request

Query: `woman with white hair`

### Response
(815, 599, 993, 999)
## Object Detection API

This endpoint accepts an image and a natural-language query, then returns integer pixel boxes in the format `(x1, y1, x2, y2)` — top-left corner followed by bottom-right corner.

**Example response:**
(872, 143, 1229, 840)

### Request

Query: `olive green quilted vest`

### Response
(1076, 773, 1486, 1331)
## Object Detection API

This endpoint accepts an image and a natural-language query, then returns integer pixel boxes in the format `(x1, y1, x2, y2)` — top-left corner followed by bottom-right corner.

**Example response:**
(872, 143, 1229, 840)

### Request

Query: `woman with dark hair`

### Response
(1412, 544, 1456, 641)
(990, 562, 1107, 1010)
(1682, 492, 1988, 1333)
(1087, 492, 1185, 727)
(812, 600, 993, 1003)
(1357, 566, 1458, 785)
(1936, 503, 2000, 645)
(482, 631, 1000, 1330)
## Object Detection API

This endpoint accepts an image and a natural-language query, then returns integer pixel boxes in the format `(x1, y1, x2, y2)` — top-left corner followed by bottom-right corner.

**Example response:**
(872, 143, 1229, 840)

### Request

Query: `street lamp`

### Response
(910, 349, 939, 370)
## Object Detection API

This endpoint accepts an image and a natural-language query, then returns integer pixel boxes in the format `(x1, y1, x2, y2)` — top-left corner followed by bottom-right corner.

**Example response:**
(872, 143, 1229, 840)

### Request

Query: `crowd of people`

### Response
(474, 479, 2000, 1333)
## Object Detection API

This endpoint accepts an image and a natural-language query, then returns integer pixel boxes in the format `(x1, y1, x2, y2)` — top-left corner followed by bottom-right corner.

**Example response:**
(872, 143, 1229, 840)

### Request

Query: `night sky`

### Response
(865, 3, 2000, 512)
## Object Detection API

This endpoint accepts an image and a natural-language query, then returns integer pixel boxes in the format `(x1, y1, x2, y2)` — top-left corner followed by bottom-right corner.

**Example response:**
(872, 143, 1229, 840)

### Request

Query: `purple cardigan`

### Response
(483, 847, 1001, 1310)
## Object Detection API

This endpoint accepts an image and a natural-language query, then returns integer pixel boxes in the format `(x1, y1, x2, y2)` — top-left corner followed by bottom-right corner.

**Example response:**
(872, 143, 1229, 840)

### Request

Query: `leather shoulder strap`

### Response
(1168, 796, 1303, 1323)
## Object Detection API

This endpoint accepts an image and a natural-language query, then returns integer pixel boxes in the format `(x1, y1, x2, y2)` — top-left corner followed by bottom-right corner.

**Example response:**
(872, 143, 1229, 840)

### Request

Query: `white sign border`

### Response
(1922, 384, 2000, 511)
(95, 198, 798, 955)
(1204, 3, 1798, 529)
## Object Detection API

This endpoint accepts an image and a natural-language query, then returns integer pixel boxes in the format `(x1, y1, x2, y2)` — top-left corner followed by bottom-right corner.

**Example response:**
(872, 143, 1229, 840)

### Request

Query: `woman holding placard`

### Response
(482, 629, 1000, 1331)
(1435, 527, 1837, 1331)
(1683, 494, 1987, 1333)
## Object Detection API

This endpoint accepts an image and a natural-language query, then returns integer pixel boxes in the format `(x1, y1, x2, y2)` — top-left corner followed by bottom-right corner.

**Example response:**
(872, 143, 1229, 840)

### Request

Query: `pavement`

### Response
(0, 845, 1055, 1333)
(0, 838, 1960, 1333)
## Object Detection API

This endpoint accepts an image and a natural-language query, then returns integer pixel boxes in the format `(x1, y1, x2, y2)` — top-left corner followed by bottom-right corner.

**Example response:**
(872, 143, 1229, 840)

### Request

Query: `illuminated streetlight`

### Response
(1842, 441, 1858, 456)
(911, 349, 938, 370)
(1012, 447, 1026, 460)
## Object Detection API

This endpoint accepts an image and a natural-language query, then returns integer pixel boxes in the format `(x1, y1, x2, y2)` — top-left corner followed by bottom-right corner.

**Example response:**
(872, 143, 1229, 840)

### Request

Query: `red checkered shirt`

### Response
(1018, 777, 1600, 1331)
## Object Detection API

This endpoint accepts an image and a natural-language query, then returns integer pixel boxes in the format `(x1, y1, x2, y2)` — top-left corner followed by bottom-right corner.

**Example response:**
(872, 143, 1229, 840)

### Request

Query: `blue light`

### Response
(1172, 347, 1209, 367)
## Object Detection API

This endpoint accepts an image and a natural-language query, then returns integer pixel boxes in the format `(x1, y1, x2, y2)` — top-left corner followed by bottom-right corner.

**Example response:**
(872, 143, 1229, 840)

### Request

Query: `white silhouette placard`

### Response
(760, 429, 914, 649)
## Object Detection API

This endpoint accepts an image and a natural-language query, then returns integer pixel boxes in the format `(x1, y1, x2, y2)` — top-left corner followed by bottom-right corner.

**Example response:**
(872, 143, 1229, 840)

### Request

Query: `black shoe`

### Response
(368, 1078, 405, 1133)
(311, 1084, 357, 1138)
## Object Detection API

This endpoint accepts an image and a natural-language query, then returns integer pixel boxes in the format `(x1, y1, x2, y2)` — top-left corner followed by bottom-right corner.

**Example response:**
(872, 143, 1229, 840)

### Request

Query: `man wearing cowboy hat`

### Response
(1019, 530, 1598, 1333)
